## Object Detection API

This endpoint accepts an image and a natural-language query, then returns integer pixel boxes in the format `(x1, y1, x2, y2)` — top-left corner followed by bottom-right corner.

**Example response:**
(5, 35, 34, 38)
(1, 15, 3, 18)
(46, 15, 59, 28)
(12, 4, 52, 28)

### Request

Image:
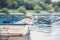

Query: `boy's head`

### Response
(25, 15, 32, 22)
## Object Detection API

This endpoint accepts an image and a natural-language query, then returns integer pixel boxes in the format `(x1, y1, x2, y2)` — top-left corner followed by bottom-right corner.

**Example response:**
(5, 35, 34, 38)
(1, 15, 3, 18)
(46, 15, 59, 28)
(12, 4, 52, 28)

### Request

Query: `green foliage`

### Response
(6, 0, 13, 7)
(12, 1, 19, 9)
(52, 1, 60, 12)
(6, 0, 19, 9)
(38, 2, 55, 12)
(24, 2, 36, 10)
(17, 0, 26, 6)
(0, 8, 9, 13)
(56, 1, 60, 7)
(18, 6, 26, 14)
(46, 4, 55, 13)
(52, 2, 58, 7)
(38, 2, 47, 10)
(45, 0, 51, 4)
(55, 6, 60, 12)
(34, 5, 42, 13)
(0, 0, 60, 12)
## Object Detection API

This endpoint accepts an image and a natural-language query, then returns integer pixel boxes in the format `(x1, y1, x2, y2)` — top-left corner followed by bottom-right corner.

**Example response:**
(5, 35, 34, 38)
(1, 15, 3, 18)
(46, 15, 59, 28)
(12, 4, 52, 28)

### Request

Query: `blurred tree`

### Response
(10, 1, 19, 9)
(52, 2, 58, 7)
(0, 8, 9, 15)
(17, 0, 26, 6)
(6, 0, 13, 7)
(55, 6, 60, 12)
(57, 1, 60, 7)
(45, 0, 51, 4)
(46, 4, 55, 13)
(18, 6, 26, 14)
(52, 1, 60, 12)
(0, 0, 58, 12)
(38, 2, 47, 10)
(25, 2, 36, 10)
(6, 0, 19, 9)
(34, 5, 42, 13)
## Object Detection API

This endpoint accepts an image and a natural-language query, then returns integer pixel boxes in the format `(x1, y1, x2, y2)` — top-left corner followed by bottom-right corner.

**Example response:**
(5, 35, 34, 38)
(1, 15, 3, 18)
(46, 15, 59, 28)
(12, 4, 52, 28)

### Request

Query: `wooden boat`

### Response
(0, 24, 29, 36)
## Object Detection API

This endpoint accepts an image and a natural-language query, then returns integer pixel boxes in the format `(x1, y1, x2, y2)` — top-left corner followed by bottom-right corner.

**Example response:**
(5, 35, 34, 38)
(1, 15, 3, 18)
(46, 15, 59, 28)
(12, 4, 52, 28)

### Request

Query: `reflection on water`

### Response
(30, 21, 60, 40)
(33, 22, 60, 34)
(33, 24, 52, 33)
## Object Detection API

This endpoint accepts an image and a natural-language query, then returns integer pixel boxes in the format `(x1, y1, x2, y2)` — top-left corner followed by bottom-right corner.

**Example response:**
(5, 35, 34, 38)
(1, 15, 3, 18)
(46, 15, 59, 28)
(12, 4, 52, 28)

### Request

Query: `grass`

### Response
(8, 9, 35, 14)
(8, 9, 18, 13)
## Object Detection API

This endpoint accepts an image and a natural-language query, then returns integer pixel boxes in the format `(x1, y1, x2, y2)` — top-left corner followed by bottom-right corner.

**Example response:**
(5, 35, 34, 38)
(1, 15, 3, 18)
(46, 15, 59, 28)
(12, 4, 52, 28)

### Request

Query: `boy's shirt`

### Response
(14, 19, 33, 25)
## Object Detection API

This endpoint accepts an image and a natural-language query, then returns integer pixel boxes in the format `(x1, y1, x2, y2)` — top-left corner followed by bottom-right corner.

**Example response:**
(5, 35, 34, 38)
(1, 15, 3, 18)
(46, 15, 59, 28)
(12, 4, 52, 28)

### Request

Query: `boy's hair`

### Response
(25, 16, 32, 19)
